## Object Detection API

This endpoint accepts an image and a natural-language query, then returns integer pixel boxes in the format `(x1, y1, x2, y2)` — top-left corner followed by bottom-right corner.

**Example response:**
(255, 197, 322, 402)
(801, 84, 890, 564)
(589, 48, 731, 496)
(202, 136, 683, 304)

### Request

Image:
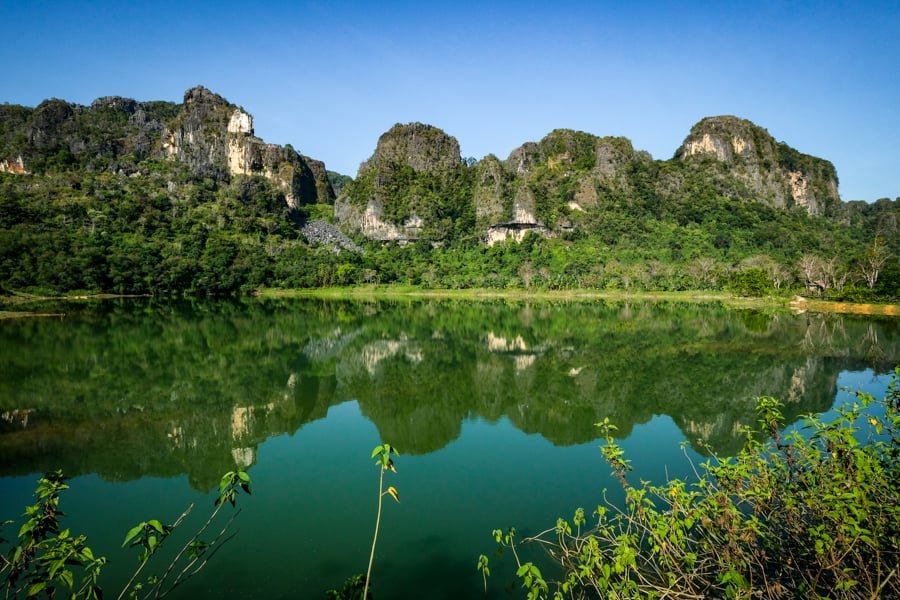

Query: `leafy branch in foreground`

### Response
(0, 471, 104, 599)
(0, 470, 251, 600)
(118, 470, 251, 600)
(483, 367, 900, 599)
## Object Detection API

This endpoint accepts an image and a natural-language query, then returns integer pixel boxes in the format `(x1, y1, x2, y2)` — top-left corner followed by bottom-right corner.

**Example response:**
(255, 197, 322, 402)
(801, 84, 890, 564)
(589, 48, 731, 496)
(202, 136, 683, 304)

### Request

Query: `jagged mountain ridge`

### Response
(0, 85, 335, 207)
(0, 86, 853, 246)
(336, 117, 842, 243)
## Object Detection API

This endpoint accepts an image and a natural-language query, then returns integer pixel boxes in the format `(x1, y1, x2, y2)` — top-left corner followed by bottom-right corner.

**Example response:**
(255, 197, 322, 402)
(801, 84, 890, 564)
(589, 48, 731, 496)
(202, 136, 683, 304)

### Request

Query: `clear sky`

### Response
(1, 0, 897, 201)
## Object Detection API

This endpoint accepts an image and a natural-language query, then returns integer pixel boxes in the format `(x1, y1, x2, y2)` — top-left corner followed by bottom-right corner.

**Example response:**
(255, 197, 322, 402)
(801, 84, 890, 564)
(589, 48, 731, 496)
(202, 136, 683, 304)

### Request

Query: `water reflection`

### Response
(1, 299, 897, 490)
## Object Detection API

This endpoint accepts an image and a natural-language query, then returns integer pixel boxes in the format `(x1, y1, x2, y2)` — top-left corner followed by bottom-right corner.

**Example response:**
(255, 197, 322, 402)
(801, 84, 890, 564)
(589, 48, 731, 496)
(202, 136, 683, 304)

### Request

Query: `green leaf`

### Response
(147, 520, 164, 534)
(187, 540, 209, 560)
(18, 520, 35, 537)
(219, 471, 234, 493)
(123, 523, 144, 547)
(59, 569, 74, 589)
(26, 581, 47, 597)
(371, 446, 382, 459)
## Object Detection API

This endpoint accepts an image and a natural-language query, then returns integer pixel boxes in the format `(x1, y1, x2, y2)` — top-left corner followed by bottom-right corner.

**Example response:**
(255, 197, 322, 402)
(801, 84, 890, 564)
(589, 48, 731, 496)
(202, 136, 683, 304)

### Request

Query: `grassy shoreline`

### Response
(788, 296, 900, 316)
(256, 286, 781, 306)
(1, 288, 898, 317)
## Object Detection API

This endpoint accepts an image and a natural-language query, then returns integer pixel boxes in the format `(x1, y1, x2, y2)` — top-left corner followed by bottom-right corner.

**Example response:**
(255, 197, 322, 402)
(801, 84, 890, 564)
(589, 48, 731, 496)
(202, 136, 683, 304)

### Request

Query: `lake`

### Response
(0, 298, 897, 598)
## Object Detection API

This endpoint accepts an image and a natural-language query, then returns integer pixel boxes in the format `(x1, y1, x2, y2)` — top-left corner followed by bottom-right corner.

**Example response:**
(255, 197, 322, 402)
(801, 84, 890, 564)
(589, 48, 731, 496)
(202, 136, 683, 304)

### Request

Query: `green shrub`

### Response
(727, 268, 771, 297)
(826, 285, 878, 303)
(483, 368, 900, 599)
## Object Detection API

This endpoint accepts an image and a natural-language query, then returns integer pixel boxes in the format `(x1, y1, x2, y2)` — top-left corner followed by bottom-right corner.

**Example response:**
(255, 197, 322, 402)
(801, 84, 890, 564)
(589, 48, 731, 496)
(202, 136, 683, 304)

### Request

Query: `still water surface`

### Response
(0, 299, 897, 598)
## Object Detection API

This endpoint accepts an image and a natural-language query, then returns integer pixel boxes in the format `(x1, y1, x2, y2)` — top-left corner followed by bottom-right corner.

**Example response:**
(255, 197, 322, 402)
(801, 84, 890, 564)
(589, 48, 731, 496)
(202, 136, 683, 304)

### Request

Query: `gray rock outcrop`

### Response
(163, 86, 334, 207)
(301, 220, 363, 253)
(675, 116, 840, 216)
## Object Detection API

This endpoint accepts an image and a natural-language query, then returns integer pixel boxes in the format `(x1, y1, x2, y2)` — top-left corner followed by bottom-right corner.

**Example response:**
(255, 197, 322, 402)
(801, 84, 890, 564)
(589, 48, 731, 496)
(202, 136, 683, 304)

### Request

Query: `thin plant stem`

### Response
(147, 502, 224, 600)
(363, 466, 385, 600)
(157, 511, 241, 599)
(116, 504, 194, 600)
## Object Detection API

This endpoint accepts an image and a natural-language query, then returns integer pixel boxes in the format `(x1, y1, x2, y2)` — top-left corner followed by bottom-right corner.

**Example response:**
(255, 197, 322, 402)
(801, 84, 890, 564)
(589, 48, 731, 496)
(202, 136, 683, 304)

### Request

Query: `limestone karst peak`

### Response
(182, 85, 229, 105)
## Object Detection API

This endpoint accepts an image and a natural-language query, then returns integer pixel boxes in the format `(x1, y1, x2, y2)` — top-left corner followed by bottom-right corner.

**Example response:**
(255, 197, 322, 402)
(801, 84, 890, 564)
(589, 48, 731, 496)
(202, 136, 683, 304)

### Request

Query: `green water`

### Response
(0, 299, 897, 598)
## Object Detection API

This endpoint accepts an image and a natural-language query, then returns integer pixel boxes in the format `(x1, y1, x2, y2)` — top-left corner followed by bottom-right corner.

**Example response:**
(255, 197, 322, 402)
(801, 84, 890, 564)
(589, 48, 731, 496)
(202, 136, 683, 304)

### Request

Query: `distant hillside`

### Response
(0, 87, 897, 298)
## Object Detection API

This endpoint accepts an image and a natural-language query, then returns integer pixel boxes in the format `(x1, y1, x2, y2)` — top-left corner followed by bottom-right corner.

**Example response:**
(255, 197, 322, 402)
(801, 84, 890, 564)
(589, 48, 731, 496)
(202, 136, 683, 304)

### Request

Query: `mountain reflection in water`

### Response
(1, 298, 897, 490)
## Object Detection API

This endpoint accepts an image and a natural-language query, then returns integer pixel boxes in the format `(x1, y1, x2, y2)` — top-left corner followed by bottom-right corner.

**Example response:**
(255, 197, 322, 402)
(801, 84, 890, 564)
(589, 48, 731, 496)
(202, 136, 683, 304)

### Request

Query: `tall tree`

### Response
(859, 236, 890, 290)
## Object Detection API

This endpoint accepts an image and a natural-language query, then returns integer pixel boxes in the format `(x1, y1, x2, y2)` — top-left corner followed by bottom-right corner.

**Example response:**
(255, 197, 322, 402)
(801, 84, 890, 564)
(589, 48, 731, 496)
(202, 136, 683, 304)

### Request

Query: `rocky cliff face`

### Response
(360, 121, 461, 174)
(336, 115, 845, 245)
(161, 86, 333, 207)
(334, 122, 466, 242)
(335, 124, 656, 245)
(0, 156, 26, 174)
(0, 95, 176, 173)
(472, 155, 509, 227)
(483, 130, 650, 245)
(675, 116, 840, 216)
(0, 86, 334, 208)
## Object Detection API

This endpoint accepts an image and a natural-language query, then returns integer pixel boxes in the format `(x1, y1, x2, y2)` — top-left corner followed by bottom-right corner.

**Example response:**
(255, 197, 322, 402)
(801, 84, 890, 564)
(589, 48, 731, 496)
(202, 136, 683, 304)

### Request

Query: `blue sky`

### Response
(1, 0, 897, 201)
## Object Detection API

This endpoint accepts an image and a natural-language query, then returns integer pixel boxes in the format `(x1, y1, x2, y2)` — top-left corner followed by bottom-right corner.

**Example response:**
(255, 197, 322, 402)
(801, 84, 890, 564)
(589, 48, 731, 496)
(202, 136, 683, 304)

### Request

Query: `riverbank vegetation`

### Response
(483, 369, 900, 599)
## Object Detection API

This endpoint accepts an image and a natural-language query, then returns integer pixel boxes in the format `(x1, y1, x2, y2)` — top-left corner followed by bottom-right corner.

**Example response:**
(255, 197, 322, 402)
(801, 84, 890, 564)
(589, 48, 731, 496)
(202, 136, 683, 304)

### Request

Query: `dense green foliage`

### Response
(0, 167, 321, 295)
(484, 369, 900, 599)
(0, 471, 104, 599)
(342, 161, 475, 242)
(4, 155, 897, 298)
(0, 99, 180, 175)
